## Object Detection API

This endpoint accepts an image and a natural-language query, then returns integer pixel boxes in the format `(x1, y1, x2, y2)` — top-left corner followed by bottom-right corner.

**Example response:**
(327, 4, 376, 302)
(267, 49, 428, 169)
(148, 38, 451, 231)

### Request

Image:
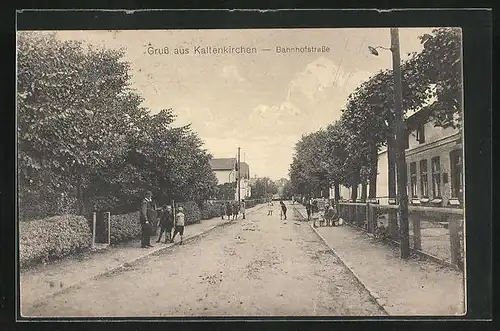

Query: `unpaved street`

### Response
(25, 203, 386, 317)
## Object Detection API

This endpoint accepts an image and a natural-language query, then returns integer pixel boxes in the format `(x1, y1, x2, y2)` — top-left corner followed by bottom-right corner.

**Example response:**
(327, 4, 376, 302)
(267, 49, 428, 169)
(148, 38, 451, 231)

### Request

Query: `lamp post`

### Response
(368, 28, 410, 259)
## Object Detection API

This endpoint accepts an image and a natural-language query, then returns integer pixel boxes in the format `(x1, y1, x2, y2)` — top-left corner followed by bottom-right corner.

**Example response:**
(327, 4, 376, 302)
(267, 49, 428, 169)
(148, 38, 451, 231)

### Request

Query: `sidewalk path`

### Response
(292, 203, 465, 316)
(20, 204, 265, 310)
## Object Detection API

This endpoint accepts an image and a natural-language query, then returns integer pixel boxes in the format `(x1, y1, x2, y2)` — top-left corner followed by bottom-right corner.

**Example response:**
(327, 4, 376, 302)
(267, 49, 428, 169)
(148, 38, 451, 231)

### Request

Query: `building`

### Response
(209, 157, 251, 200)
(335, 107, 463, 207)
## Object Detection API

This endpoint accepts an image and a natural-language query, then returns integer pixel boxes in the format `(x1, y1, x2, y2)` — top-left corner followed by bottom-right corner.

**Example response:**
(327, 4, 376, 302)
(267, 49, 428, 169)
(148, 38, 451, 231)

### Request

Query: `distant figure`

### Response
(232, 201, 239, 220)
(226, 201, 232, 220)
(280, 200, 287, 220)
(157, 205, 174, 243)
(240, 199, 246, 219)
(305, 200, 312, 221)
(139, 191, 154, 248)
(171, 206, 185, 245)
(267, 200, 274, 216)
(220, 202, 226, 220)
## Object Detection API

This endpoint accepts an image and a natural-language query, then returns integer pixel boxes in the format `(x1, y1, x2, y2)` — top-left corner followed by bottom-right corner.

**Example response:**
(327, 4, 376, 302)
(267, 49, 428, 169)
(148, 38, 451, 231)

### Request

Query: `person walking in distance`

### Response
(171, 206, 185, 245)
(140, 191, 154, 248)
(220, 202, 226, 220)
(267, 200, 274, 216)
(305, 199, 312, 222)
(240, 199, 246, 219)
(280, 200, 287, 220)
(226, 200, 232, 220)
(232, 201, 239, 220)
(156, 205, 174, 243)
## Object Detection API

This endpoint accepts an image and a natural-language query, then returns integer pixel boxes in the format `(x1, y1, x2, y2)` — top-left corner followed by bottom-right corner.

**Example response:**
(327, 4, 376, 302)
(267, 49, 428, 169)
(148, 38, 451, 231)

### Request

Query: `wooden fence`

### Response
(338, 202, 464, 270)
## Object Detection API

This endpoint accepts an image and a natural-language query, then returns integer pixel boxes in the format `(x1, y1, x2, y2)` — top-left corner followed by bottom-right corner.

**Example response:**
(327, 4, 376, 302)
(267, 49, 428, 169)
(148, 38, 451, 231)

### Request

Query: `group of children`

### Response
(155, 204, 186, 245)
(305, 198, 340, 227)
(219, 200, 246, 221)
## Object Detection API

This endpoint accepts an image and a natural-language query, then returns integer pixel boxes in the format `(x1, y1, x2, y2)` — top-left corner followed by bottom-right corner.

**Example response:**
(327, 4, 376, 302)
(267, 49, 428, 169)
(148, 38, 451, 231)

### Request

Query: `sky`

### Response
(52, 28, 435, 180)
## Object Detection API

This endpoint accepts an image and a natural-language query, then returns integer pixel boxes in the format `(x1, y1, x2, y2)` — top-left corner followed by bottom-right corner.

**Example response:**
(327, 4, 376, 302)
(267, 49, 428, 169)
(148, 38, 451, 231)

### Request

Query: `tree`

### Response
(406, 27, 462, 128)
(17, 32, 218, 219)
(250, 177, 277, 199)
(17, 32, 135, 216)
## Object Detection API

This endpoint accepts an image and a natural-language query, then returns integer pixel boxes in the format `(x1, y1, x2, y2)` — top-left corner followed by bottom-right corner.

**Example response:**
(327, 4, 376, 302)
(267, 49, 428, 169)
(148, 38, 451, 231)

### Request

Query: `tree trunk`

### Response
(361, 182, 367, 201)
(387, 130, 399, 237)
(369, 146, 378, 199)
(350, 184, 358, 201)
(334, 182, 340, 201)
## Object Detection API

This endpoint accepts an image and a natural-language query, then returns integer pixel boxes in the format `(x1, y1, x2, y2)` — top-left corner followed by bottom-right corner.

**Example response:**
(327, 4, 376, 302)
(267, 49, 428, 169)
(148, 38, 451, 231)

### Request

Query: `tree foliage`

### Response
(17, 32, 217, 220)
(289, 28, 462, 199)
(250, 177, 277, 199)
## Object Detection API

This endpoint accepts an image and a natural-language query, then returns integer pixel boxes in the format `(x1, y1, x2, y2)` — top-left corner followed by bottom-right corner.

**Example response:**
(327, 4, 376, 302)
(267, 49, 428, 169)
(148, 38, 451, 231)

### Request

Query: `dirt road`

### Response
(24, 202, 386, 317)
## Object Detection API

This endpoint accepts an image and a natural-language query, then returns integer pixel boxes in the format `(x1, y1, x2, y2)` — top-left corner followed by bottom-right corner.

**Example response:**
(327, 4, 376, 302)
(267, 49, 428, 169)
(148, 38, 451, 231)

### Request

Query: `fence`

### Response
(338, 202, 465, 270)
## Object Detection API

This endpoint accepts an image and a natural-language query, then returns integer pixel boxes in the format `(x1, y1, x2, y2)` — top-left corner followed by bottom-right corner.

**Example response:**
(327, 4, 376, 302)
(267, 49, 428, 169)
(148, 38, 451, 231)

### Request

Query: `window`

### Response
(416, 124, 425, 144)
(420, 159, 429, 197)
(410, 162, 417, 197)
(405, 131, 410, 149)
(450, 149, 463, 199)
(431, 157, 441, 197)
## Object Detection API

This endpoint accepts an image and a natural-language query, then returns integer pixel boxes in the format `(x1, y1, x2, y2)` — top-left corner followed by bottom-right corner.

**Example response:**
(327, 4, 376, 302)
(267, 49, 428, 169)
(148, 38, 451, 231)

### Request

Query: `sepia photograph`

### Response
(17, 23, 466, 318)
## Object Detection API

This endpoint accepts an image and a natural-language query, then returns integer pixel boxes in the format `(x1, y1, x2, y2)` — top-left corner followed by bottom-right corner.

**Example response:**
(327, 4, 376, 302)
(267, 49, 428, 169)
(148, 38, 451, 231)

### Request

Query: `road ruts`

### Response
(24, 202, 386, 317)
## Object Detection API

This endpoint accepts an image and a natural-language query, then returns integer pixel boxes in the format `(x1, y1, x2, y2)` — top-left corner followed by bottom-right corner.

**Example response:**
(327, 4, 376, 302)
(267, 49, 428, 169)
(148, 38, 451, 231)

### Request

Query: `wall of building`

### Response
(214, 170, 236, 185)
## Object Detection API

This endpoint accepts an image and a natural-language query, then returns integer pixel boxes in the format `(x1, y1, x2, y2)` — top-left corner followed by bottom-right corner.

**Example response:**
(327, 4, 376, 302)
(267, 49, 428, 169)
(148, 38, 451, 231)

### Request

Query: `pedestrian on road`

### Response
(280, 200, 287, 220)
(232, 201, 239, 220)
(280, 200, 286, 219)
(305, 200, 312, 221)
(140, 191, 154, 248)
(157, 205, 174, 243)
(220, 202, 226, 220)
(226, 201, 232, 220)
(267, 200, 274, 216)
(171, 206, 185, 245)
(240, 199, 246, 219)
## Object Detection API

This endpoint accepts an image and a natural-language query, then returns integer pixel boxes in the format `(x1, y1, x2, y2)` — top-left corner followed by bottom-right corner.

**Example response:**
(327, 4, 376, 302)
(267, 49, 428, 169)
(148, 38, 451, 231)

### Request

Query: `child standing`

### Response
(267, 200, 274, 216)
(171, 206, 185, 245)
(232, 201, 239, 220)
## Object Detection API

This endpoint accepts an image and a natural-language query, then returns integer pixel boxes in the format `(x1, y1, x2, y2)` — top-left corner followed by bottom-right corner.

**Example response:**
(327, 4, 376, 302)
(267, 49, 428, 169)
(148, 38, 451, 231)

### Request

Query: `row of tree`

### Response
(18, 32, 218, 221)
(289, 28, 462, 201)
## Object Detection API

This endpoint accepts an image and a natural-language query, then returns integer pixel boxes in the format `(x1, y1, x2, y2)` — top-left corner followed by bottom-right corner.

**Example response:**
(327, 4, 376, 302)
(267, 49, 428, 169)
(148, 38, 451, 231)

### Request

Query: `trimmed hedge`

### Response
(109, 211, 141, 244)
(200, 201, 221, 220)
(19, 215, 92, 269)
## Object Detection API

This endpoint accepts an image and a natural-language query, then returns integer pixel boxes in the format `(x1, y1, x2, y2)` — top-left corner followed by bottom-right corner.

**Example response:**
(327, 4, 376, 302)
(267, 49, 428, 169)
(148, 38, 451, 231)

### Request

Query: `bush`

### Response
(175, 201, 201, 225)
(109, 211, 141, 244)
(200, 201, 221, 220)
(19, 215, 92, 269)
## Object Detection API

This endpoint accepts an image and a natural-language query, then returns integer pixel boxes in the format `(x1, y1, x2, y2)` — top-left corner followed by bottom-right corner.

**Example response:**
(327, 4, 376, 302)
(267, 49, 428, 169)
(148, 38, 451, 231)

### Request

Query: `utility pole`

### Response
(237, 147, 241, 204)
(391, 27, 410, 259)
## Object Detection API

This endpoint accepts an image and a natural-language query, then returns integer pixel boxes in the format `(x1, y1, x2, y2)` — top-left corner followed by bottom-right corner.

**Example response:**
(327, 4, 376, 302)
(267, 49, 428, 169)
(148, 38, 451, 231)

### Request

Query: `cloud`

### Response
(220, 65, 246, 83)
(288, 56, 371, 107)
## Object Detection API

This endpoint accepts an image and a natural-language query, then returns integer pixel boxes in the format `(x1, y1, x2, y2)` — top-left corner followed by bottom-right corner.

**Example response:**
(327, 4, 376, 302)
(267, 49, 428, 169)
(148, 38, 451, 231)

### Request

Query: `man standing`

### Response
(140, 191, 154, 248)
(171, 206, 185, 245)
(240, 199, 246, 219)
(156, 205, 174, 243)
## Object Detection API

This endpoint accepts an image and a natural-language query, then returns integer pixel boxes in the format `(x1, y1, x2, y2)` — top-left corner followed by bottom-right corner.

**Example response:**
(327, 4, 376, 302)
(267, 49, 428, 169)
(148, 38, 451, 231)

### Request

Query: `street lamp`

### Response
(368, 28, 410, 259)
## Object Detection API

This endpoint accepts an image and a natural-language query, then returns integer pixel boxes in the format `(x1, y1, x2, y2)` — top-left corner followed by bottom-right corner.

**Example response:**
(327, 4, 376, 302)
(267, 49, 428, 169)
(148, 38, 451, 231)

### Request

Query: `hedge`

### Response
(200, 201, 221, 220)
(109, 211, 141, 244)
(19, 215, 92, 269)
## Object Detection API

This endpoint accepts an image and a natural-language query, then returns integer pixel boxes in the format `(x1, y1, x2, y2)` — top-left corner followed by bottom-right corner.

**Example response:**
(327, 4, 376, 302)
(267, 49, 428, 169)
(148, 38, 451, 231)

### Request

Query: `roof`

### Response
(209, 158, 250, 178)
